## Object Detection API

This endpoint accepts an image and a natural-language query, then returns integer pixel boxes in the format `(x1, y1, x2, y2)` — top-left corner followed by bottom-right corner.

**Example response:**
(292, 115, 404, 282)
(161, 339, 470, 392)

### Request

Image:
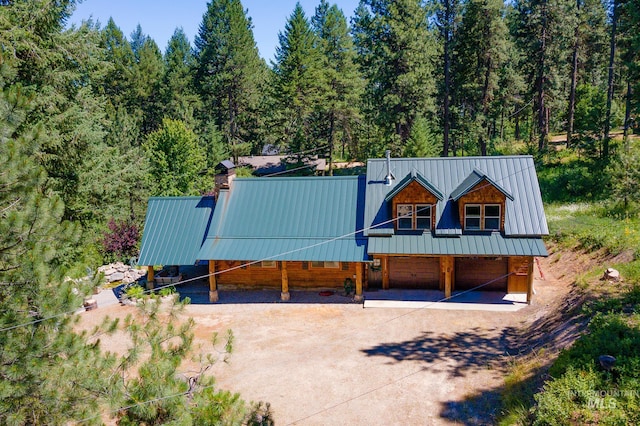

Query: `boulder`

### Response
(603, 268, 620, 282)
(599, 355, 616, 371)
(109, 272, 125, 282)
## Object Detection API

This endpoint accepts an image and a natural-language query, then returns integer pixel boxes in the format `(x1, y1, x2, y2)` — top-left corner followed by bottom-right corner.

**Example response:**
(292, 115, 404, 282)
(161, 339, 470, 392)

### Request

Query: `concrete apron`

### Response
(363, 289, 528, 312)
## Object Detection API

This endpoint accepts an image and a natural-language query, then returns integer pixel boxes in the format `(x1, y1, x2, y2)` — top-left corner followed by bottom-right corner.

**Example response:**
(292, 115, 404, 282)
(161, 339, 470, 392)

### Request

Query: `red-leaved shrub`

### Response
(102, 219, 139, 261)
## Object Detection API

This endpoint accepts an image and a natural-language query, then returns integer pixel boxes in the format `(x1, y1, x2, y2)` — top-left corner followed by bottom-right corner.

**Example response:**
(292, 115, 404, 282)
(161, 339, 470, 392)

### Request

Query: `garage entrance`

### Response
(455, 257, 508, 291)
(389, 257, 440, 289)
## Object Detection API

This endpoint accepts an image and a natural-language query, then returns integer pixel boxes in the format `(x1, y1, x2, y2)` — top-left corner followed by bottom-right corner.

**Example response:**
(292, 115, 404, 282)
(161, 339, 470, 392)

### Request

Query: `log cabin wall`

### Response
(215, 261, 282, 288)
(214, 260, 360, 289)
(288, 262, 358, 288)
(457, 180, 507, 232)
(391, 181, 439, 230)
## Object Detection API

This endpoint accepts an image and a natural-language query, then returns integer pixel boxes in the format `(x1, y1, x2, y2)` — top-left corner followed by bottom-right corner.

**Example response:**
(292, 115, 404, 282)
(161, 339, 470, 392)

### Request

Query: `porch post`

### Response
(382, 256, 389, 290)
(209, 260, 219, 302)
(147, 266, 155, 290)
(354, 263, 363, 302)
(281, 261, 290, 301)
(443, 256, 453, 299)
(527, 257, 534, 304)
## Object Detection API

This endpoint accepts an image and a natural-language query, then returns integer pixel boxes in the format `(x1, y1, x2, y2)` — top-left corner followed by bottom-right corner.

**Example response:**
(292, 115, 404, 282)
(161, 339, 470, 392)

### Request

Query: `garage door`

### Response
(389, 257, 440, 289)
(455, 257, 508, 291)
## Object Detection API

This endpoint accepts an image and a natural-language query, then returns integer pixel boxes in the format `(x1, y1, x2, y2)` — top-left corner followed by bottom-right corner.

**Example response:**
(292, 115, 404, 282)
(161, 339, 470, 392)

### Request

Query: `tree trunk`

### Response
(514, 105, 521, 140)
(442, 0, 453, 157)
(623, 78, 632, 152)
(537, 20, 548, 153)
(567, 22, 579, 148)
(328, 111, 335, 176)
(479, 59, 492, 156)
(228, 88, 238, 164)
(603, 0, 618, 160)
(500, 107, 505, 142)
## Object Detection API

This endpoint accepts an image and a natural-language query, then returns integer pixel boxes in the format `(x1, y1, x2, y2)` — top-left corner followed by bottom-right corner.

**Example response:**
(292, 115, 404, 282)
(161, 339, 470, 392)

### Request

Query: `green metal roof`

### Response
(384, 170, 444, 201)
(197, 238, 367, 262)
(138, 197, 215, 265)
(197, 175, 368, 262)
(368, 234, 547, 257)
(365, 156, 548, 237)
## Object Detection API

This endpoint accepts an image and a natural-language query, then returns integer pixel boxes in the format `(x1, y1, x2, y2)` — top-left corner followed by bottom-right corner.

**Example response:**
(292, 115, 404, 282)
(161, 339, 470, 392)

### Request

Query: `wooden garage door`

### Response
(389, 257, 440, 289)
(455, 257, 508, 291)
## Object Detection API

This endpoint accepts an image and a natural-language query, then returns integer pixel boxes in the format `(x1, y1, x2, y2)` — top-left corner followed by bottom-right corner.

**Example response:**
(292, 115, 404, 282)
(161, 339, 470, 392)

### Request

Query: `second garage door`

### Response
(455, 257, 508, 291)
(389, 257, 440, 289)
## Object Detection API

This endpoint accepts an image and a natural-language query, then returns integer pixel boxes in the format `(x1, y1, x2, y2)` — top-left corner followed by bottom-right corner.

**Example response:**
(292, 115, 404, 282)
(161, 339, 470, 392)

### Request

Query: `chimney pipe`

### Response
(384, 150, 394, 186)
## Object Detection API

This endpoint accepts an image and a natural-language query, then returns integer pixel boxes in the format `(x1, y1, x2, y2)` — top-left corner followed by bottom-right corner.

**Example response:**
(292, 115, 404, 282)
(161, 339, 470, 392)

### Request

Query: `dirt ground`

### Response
(77, 253, 579, 425)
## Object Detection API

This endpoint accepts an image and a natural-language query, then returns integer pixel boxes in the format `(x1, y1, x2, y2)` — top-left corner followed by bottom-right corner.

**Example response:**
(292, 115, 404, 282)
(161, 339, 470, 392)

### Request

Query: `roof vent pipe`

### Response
(384, 150, 394, 186)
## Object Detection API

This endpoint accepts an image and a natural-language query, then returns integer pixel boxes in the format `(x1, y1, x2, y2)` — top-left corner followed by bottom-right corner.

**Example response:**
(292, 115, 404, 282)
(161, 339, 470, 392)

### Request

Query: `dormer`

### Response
(384, 171, 443, 232)
(450, 169, 513, 233)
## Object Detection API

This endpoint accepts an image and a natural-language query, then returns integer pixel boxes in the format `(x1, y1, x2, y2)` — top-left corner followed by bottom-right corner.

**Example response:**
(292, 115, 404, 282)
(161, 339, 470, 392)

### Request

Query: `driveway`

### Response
(79, 261, 564, 425)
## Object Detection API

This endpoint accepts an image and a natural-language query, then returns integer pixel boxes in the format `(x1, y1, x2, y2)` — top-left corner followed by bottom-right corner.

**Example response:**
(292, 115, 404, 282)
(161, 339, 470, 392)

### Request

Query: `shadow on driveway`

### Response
(361, 327, 519, 378)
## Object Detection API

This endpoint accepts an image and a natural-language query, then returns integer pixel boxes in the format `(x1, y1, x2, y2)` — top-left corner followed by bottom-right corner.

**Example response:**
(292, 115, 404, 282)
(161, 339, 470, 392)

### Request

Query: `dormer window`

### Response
(465, 205, 481, 230)
(397, 204, 432, 230)
(397, 205, 413, 229)
(465, 204, 501, 231)
(484, 205, 501, 230)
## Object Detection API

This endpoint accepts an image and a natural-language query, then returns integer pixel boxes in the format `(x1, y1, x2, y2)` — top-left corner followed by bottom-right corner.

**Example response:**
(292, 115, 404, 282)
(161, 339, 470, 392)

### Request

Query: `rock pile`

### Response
(98, 262, 147, 284)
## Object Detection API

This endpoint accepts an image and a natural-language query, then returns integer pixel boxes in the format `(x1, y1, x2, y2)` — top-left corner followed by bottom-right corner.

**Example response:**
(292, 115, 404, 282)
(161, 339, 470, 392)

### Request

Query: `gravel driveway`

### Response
(80, 262, 564, 425)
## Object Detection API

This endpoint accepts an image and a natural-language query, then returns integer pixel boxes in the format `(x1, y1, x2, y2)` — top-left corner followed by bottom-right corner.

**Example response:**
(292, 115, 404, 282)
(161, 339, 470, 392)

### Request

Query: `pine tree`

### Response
(312, 0, 363, 170)
(0, 79, 113, 425)
(453, 0, 510, 155)
(619, 0, 640, 145)
(271, 2, 325, 155)
(433, 0, 462, 156)
(566, 0, 608, 148)
(194, 0, 265, 162)
(100, 18, 137, 113)
(352, 0, 438, 153)
(162, 28, 201, 125)
(132, 33, 165, 135)
(513, 0, 577, 152)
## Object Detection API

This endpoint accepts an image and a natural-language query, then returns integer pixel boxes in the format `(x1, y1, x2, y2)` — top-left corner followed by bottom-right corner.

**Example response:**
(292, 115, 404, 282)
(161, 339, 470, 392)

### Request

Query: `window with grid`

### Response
(397, 204, 413, 229)
(310, 261, 340, 269)
(465, 204, 481, 230)
(415, 205, 431, 229)
(484, 205, 500, 230)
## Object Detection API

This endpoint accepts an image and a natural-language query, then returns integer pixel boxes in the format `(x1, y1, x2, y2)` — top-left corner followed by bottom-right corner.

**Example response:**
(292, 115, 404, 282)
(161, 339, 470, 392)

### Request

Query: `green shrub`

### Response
(533, 366, 600, 425)
(124, 284, 145, 300)
(158, 286, 176, 297)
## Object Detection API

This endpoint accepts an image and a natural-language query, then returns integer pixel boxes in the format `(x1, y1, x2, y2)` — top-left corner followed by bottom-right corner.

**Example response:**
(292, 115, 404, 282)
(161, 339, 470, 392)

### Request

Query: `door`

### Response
(455, 257, 508, 291)
(389, 257, 440, 289)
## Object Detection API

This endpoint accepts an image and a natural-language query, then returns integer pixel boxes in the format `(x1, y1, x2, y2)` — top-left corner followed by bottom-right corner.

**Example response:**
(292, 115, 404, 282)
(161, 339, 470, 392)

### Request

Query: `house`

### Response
(138, 154, 548, 303)
(364, 154, 548, 302)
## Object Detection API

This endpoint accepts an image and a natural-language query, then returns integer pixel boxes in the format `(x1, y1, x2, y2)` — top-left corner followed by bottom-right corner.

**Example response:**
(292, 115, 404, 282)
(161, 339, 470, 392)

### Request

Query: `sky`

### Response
(69, 0, 360, 63)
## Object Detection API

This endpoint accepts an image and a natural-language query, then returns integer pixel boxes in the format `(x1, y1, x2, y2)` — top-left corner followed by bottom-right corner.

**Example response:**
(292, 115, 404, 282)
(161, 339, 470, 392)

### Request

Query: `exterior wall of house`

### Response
(457, 181, 507, 232)
(370, 254, 534, 301)
(213, 260, 362, 290)
(507, 256, 534, 294)
(391, 181, 439, 230)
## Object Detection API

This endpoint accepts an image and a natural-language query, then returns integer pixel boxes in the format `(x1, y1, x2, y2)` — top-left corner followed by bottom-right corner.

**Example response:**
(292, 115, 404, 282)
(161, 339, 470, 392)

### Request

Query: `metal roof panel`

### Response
(365, 156, 548, 237)
(138, 197, 215, 265)
(368, 234, 547, 256)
